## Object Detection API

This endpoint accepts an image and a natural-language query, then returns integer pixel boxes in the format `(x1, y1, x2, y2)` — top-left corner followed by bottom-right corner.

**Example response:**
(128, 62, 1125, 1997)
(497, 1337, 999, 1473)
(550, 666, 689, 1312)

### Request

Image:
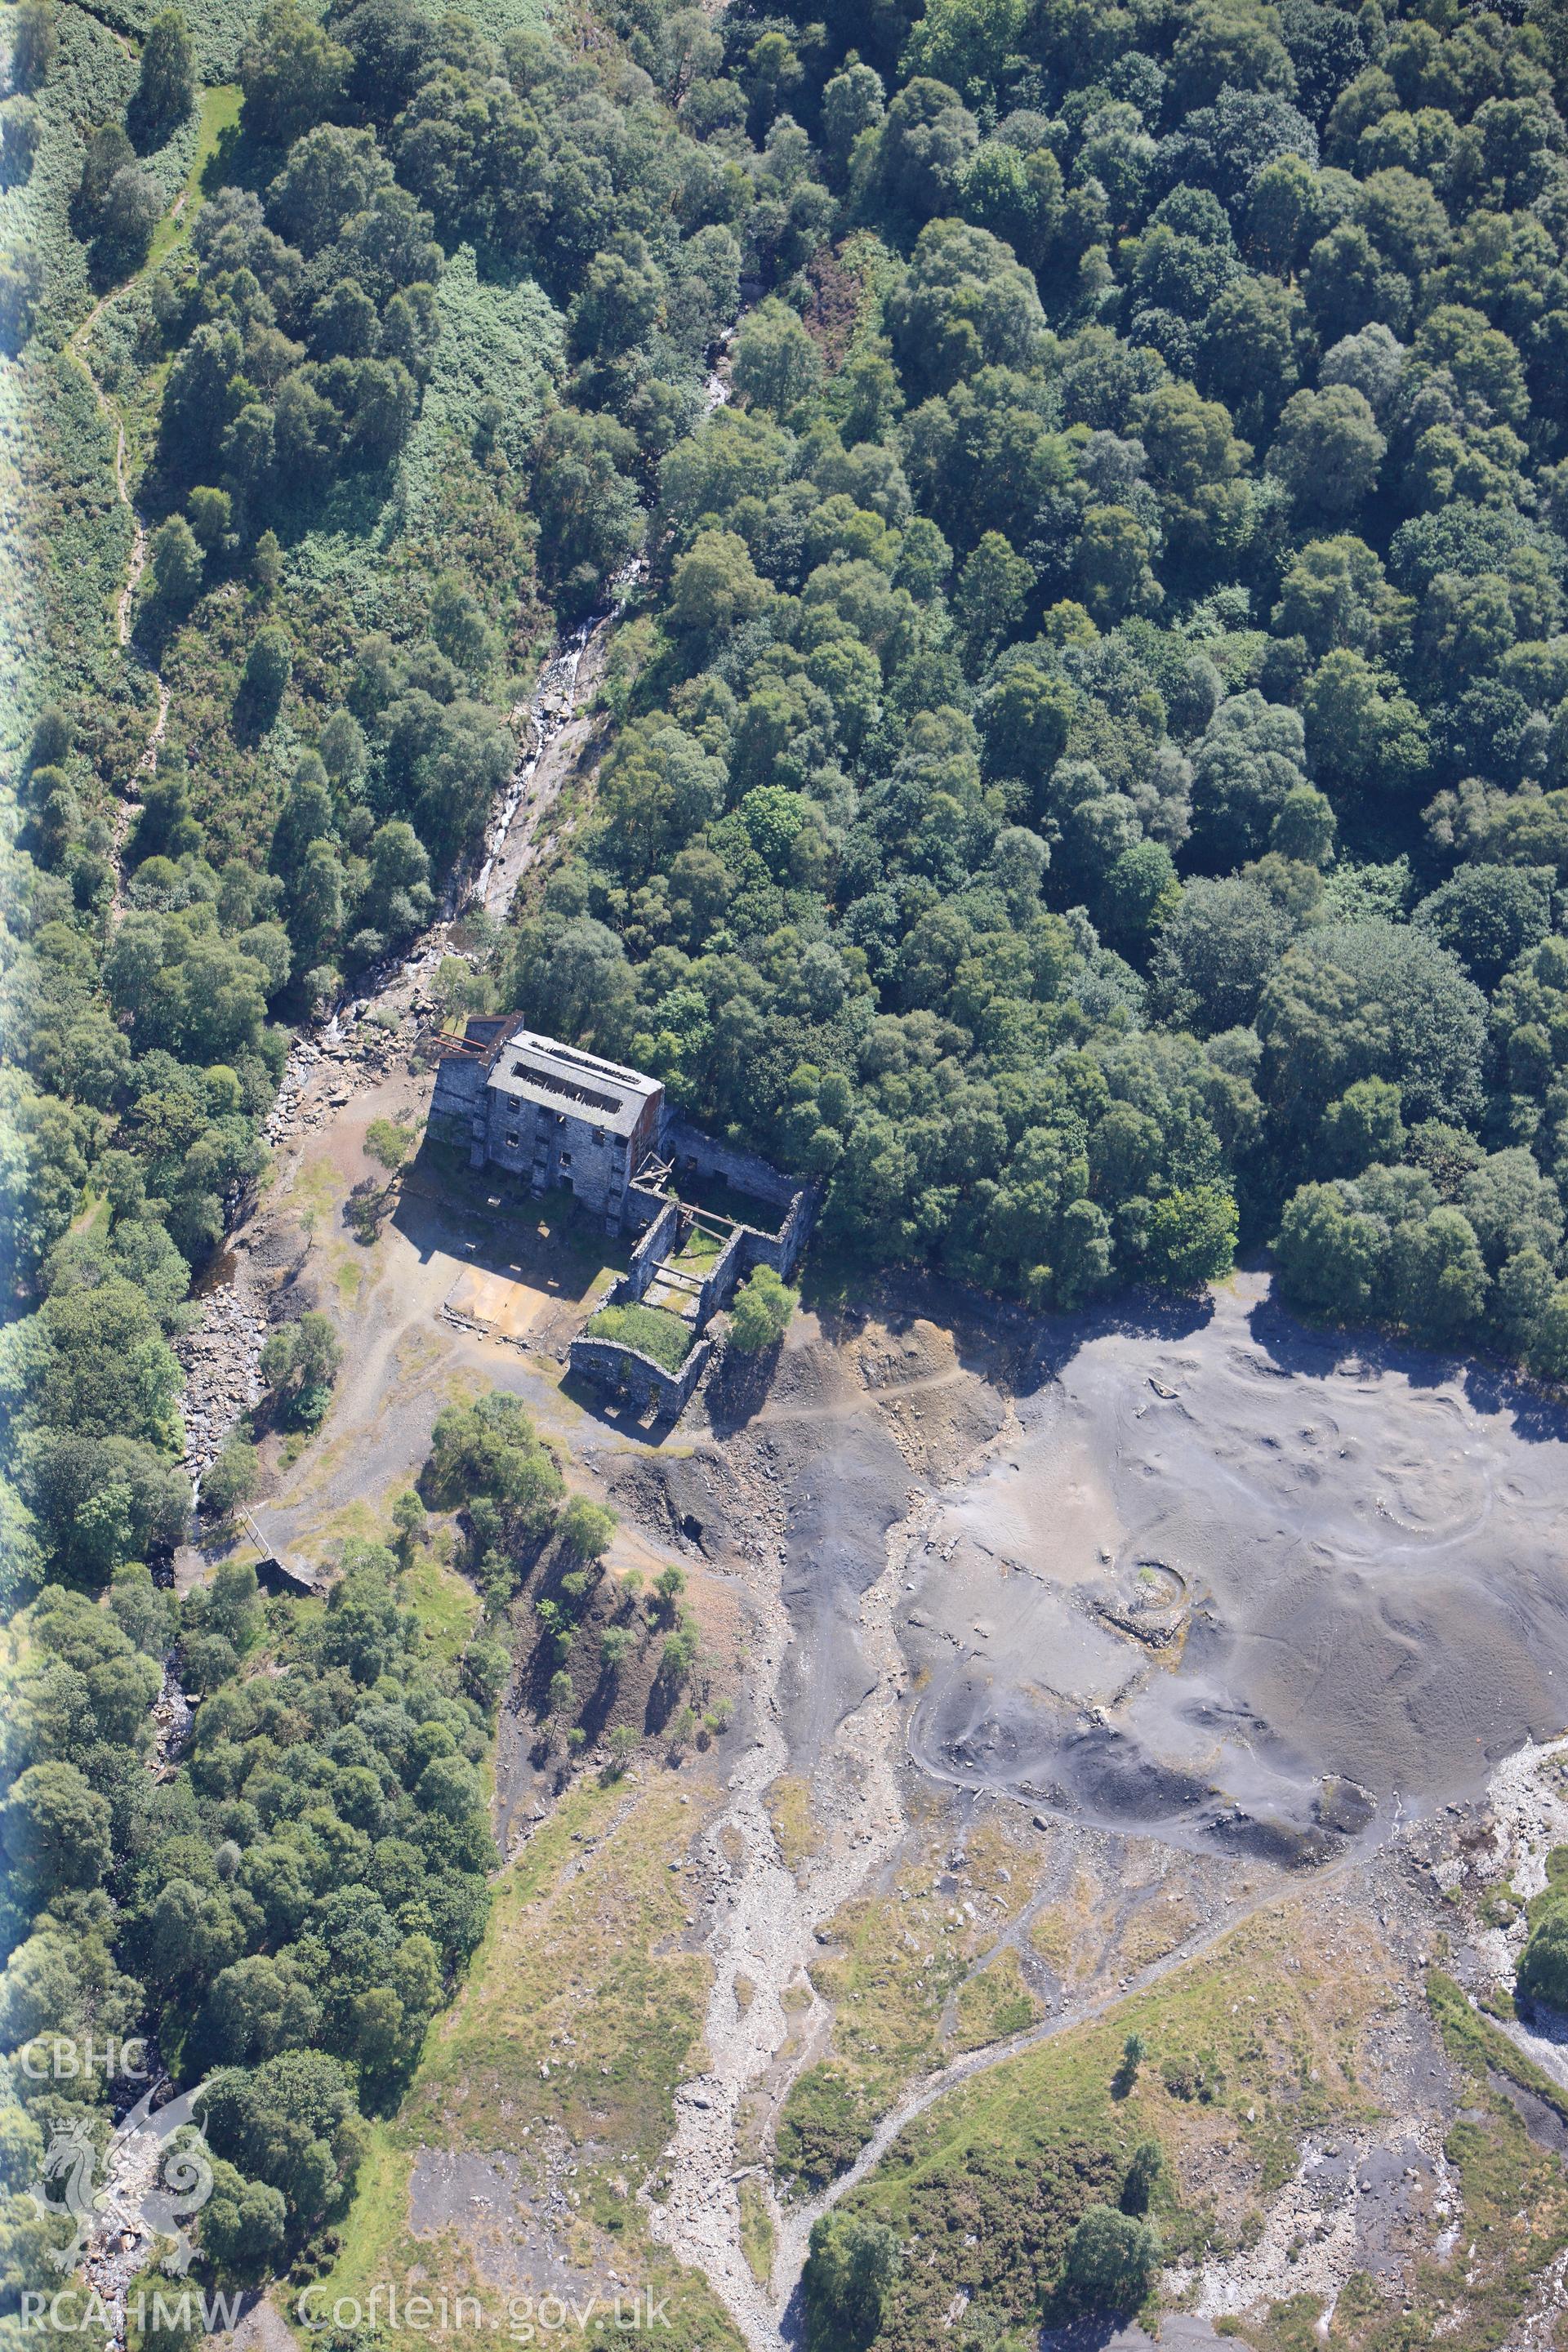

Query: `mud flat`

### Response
(903, 1268, 1568, 1861)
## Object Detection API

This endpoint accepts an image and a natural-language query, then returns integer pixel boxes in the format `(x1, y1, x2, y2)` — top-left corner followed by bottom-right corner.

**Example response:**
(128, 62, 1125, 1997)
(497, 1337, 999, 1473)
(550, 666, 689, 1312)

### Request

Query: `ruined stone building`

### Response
(430, 1018, 664, 1230)
(429, 1012, 816, 1414)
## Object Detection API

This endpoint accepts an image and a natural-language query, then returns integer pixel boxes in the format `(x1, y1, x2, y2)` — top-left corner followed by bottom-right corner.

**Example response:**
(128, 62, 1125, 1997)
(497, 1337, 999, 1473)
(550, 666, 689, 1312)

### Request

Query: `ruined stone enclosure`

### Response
(427, 1017, 813, 1417)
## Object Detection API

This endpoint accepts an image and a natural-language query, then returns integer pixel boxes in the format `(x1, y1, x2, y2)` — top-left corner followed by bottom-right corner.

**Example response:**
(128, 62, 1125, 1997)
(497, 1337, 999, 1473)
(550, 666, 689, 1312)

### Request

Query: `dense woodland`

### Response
(11, 0, 1568, 2338)
(536, 0, 1568, 1379)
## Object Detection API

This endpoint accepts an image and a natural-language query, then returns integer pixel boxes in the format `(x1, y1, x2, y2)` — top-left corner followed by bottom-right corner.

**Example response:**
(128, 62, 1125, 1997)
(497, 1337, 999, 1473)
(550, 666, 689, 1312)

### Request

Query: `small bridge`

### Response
(235, 1509, 318, 1595)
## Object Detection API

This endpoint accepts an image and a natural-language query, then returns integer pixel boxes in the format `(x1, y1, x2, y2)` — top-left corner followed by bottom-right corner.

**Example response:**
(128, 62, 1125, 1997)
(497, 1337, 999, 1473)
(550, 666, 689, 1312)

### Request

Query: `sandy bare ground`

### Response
(902, 1270, 1568, 1860)
(240, 1107, 657, 1567)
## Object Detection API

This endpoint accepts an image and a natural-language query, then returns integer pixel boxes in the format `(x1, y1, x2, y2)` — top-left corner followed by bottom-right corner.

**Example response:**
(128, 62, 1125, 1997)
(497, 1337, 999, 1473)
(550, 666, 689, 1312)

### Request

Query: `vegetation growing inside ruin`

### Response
(584, 1297, 695, 1369)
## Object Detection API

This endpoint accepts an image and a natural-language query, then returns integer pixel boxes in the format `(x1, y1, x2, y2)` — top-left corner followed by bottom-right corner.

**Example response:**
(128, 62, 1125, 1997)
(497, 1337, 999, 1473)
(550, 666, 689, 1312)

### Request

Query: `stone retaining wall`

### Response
(566, 1334, 711, 1418)
(665, 1118, 797, 1211)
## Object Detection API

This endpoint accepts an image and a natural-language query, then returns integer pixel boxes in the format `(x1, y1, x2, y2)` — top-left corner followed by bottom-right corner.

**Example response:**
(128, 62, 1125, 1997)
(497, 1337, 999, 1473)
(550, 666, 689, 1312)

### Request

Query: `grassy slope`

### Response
(849, 1905, 1382, 2218)
(316, 1771, 744, 2351)
(828, 1909, 1568, 2352)
(2, 0, 560, 794)
(0, 341, 133, 752)
(0, 0, 241, 757)
(816, 1905, 1386, 2345)
(776, 1812, 1060, 2189)
(153, 236, 563, 861)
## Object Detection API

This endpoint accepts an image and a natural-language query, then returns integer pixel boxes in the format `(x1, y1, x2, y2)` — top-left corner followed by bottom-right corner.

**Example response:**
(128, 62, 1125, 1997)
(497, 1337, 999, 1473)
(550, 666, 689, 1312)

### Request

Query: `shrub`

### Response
(559, 1494, 616, 1560)
(242, 626, 293, 726)
(423, 1392, 563, 1544)
(1517, 1895, 1568, 2011)
(202, 1441, 259, 1519)
(659, 1624, 698, 1686)
(8, 0, 57, 91)
(92, 167, 161, 283)
(599, 1625, 633, 1675)
(727, 1264, 797, 1352)
(187, 488, 232, 550)
(131, 11, 195, 140)
(363, 1117, 415, 1174)
(151, 516, 204, 608)
(1062, 2205, 1160, 2310)
(259, 1312, 341, 1424)
(802, 2212, 902, 2352)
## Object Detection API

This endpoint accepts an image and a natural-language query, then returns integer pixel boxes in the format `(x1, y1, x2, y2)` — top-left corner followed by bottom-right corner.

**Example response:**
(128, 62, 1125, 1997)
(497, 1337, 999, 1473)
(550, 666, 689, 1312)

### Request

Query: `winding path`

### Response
(60, 260, 1371, 2352)
(785, 1846, 1366, 2262)
(629, 1350, 1372, 2352)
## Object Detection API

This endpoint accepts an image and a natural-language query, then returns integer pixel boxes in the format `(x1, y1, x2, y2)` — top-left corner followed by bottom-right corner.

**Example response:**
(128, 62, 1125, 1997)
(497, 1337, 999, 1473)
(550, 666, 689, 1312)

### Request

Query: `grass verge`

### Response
(148, 81, 241, 268)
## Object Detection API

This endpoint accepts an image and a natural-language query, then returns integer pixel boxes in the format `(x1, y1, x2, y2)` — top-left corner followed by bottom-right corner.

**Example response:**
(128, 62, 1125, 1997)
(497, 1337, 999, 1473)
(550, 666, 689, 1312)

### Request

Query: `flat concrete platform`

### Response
(443, 1262, 555, 1340)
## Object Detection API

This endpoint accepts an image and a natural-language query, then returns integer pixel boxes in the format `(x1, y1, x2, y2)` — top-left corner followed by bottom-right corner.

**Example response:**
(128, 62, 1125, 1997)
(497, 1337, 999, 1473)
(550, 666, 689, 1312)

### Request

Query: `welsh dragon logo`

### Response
(32, 2081, 214, 2277)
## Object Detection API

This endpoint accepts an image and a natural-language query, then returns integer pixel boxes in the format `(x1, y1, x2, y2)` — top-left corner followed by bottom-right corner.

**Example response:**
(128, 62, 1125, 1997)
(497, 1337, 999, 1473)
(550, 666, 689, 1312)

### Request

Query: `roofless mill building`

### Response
(428, 1013, 816, 1414)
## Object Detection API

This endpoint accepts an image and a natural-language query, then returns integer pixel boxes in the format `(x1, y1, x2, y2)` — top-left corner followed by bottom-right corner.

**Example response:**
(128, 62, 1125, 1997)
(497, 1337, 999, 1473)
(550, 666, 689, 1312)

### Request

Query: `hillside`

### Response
(14, 0, 1568, 2349)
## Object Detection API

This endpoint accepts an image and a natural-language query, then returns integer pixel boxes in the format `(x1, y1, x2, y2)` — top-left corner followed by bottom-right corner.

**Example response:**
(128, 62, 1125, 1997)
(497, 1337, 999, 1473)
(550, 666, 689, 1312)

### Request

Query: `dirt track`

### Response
(595, 1285, 1568, 2346)
(176, 882, 1568, 2352)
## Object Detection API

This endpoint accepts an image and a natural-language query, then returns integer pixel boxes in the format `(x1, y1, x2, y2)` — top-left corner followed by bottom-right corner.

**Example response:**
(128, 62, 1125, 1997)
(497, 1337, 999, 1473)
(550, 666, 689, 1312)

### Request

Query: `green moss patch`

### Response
(584, 1301, 694, 1371)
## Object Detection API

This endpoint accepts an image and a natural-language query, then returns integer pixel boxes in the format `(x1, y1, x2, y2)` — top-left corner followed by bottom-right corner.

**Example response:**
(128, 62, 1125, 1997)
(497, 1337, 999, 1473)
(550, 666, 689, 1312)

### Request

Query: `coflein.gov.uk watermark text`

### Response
(24, 2287, 675, 2341)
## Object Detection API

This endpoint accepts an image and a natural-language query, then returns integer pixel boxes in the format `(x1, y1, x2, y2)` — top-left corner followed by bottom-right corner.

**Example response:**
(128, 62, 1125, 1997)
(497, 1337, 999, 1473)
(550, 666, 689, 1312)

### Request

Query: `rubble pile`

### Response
(178, 1274, 268, 1479)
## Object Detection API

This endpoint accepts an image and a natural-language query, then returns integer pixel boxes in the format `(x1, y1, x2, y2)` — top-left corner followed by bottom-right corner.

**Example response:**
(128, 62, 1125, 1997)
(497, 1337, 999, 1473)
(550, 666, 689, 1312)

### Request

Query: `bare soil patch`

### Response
(902, 1271, 1568, 1864)
(443, 1262, 556, 1342)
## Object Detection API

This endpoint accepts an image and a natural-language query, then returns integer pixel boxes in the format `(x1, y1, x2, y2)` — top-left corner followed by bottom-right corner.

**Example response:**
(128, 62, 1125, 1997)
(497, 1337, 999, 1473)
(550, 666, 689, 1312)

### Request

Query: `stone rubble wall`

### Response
(621, 1196, 682, 1303)
(693, 1223, 747, 1325)
(566, 1333, 712, 1418)
(742, 1181, 814, 1282)
(664, 1117, 797, 1212)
